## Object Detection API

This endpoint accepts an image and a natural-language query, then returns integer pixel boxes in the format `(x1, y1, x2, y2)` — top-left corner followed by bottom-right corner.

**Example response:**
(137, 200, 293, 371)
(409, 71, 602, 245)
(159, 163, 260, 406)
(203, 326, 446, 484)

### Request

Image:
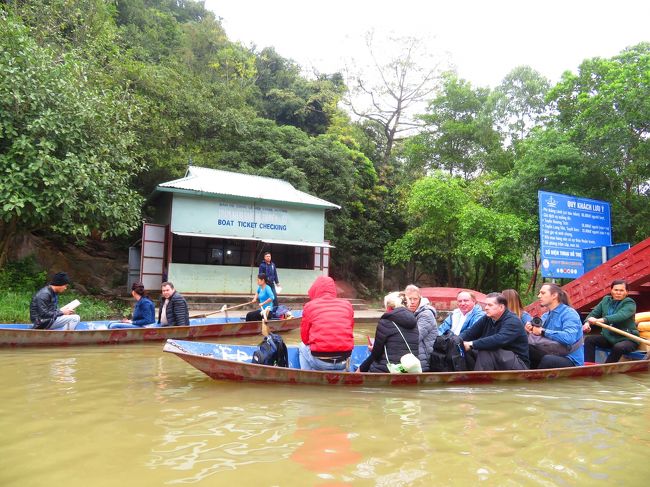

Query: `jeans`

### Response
(268, 281, 279, 308)
(299, 343, 348, 371)
(51, 314, 80, 330)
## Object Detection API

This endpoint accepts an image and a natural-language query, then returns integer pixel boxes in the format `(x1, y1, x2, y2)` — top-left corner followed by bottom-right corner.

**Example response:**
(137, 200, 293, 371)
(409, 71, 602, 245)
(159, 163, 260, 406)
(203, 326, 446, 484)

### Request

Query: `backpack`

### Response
(271, 304, 291, 320)
(429, 333, 469, 372)
(251, 333, 289, 367)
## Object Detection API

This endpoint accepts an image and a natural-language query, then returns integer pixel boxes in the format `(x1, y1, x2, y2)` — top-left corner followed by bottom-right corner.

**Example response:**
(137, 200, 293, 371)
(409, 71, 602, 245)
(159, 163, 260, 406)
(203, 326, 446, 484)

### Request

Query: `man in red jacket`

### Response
(299, 276, 355, 371)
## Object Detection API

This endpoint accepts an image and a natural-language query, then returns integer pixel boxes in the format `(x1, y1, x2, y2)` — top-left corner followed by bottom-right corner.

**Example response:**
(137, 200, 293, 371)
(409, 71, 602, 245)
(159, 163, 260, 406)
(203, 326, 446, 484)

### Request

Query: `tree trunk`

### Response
(527, 250, 540, 294)
(0, 217, 18, 269)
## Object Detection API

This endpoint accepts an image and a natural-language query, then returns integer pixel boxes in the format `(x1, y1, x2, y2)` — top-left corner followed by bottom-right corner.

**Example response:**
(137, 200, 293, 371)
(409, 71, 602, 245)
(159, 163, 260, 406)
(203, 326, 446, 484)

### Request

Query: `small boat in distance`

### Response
(0, 312, 301, 347)
(163, 339, 650, 387)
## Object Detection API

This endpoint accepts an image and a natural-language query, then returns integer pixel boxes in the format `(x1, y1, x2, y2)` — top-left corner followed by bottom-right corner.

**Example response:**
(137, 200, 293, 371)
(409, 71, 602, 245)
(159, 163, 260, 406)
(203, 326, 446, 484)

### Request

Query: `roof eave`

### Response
(153, 186, 340, 210)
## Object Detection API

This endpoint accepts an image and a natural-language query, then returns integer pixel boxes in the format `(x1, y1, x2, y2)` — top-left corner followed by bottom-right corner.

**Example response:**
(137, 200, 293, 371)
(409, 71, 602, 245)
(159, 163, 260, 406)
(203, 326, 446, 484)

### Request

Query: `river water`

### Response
(2, 327, 649, 486)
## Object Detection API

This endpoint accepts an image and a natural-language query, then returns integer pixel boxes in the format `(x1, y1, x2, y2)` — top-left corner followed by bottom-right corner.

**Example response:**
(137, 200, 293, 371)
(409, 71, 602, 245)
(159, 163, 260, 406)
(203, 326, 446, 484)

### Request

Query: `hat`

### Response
(51, 272, 70, 286)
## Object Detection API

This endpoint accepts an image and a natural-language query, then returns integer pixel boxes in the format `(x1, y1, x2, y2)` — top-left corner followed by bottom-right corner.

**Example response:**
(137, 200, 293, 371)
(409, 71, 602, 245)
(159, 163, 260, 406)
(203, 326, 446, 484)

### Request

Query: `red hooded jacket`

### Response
(301, 276, 354, 353)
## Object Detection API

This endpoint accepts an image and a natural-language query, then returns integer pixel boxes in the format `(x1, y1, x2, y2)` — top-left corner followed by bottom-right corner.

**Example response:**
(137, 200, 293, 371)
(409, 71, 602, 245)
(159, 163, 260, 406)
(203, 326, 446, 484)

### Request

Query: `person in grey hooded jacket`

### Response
(405, 284, 438, 371)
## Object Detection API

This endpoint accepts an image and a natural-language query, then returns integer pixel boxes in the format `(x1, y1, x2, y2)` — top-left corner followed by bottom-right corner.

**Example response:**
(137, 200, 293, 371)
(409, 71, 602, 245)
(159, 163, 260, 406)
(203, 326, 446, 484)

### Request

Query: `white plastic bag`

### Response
(400, 353, 423, 373)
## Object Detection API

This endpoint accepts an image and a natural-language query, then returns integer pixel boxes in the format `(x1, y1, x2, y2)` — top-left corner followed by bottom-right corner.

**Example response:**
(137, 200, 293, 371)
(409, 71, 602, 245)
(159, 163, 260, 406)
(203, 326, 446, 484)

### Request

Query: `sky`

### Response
(204, 0, 649, 88)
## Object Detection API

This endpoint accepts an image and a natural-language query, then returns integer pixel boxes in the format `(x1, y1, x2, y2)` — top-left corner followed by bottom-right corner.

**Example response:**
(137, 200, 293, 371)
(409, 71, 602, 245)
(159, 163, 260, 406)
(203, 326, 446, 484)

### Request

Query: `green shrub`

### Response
(0, 257, 47, 293)
(0, 257, 132, 323)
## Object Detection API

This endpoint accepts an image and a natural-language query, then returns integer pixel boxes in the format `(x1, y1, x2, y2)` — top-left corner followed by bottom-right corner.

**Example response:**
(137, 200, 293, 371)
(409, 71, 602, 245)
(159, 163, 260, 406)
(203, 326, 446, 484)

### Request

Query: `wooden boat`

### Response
(163, 339, 650, 386)
(0, 312, 301, 347)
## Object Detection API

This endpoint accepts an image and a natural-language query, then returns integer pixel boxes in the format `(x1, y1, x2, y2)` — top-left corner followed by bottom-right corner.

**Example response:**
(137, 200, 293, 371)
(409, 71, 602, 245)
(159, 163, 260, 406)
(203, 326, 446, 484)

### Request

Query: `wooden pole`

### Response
(590, 322, 650, 347)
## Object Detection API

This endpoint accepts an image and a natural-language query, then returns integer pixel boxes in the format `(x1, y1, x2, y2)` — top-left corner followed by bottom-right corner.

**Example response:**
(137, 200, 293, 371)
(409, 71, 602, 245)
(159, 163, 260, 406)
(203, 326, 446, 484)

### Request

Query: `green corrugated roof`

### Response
(155, 166, 339, 209)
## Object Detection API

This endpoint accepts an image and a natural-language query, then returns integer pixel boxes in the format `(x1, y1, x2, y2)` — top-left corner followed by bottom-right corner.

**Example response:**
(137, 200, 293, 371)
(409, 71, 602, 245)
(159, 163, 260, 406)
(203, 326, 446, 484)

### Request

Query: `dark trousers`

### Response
(528, 345, 575, 369)
(246, 309, 264, 322)
(584, 335, 637, 363)
(267, 281, 279, 308)
(472, 349, 528, 371)
(538, 354, 574, 369)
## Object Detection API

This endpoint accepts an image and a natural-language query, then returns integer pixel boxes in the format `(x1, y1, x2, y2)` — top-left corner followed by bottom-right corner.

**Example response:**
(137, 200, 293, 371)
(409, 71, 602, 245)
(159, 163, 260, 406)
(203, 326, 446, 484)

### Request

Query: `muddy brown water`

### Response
(2, 326, 649, 486)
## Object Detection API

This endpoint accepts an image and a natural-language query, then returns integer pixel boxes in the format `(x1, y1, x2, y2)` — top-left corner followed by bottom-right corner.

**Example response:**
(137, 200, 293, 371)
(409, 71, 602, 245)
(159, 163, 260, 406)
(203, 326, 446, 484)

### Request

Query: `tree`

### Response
(0, 16, 143, 266)
(549, 43, 650, 243)
(386, 173, 527, 290)
(403, 73, 506, 180)
(345, 32, 445, 174)
(492, 66, 551, 144)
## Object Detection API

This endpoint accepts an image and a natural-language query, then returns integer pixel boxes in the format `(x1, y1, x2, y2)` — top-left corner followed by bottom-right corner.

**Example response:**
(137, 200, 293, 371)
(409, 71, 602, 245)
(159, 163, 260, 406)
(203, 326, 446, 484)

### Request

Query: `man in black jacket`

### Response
(460, 293, 529, 371)
(258, 251, 280, 308)
(158, 281, 190, 326)
(30, 272, 80, 330)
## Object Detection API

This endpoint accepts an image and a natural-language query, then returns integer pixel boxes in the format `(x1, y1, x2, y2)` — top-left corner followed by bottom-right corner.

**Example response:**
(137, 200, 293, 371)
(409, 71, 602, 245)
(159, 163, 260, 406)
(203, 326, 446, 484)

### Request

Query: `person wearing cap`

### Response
(29, 272, 80, 330)
(258, 251, 280, 308)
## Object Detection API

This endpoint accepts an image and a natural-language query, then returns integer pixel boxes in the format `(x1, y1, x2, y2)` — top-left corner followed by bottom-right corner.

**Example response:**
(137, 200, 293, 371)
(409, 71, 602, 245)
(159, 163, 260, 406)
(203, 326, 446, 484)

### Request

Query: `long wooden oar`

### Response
(590, 321, 650, 347)
(261, 306, 271, 337)
(190, 300, 255, 319)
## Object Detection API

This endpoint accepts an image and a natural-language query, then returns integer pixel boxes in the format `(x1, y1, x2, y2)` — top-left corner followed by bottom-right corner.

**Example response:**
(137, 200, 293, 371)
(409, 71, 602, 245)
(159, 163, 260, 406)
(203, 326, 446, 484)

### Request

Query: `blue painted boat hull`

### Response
(0, 313, 301, 347)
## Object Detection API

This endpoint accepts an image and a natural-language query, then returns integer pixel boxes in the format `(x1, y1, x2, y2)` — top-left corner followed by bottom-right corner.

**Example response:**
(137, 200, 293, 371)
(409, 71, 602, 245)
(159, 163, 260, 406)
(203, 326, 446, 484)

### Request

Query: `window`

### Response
(172, 235, 315, 270)
(259, 244, 313, 270)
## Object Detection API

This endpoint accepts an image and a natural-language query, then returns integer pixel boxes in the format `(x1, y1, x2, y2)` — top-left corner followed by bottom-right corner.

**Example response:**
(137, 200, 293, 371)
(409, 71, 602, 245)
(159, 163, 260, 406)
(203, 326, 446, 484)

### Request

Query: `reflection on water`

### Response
(1, 337, 650, 486)
(50, 357, 77, 385)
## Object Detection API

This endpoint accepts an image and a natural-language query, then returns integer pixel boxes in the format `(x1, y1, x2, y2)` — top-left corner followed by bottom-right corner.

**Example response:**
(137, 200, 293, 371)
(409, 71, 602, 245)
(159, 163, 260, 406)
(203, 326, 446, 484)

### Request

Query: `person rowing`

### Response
(246, 273, 275, 322)
(583, 280, 638, 363)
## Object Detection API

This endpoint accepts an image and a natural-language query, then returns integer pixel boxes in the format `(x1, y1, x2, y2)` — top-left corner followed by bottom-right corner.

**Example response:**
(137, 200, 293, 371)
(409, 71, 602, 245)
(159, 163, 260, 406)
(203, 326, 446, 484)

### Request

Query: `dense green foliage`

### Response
(0, 257, 127, 321)
(1, 1, 648, 296)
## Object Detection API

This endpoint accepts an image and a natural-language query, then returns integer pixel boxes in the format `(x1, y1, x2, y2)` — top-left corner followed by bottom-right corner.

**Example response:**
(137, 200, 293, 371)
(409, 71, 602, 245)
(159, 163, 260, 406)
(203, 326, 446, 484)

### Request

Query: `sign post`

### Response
(538, 191, 611, 279)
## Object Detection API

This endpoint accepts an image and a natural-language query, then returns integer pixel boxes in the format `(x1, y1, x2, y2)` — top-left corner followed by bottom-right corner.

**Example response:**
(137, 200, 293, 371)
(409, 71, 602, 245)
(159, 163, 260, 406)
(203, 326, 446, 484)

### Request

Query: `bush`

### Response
(0, 257, 47, 293)
(0, 257, 131, 323)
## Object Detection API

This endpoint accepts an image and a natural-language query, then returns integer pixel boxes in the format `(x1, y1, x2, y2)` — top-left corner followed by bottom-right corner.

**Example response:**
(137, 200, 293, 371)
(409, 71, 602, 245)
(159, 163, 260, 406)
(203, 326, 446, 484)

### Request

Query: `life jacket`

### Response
(251, 333, 288, 367)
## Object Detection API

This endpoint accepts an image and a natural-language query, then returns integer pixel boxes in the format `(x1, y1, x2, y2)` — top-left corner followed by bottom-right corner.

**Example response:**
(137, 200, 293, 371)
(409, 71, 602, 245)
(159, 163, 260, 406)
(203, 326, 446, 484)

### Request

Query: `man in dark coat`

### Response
(460, 293, 529, 371)
(30, 272, 80, 330)
(258, 251, 280, 308)
(158, 281, 189, 326)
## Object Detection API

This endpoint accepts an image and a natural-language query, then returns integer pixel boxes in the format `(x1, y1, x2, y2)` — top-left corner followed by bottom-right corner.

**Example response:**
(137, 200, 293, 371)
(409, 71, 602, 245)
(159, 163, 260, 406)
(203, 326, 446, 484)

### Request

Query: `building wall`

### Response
(168, 263, 325, 295)
(170, 194, 326, 242)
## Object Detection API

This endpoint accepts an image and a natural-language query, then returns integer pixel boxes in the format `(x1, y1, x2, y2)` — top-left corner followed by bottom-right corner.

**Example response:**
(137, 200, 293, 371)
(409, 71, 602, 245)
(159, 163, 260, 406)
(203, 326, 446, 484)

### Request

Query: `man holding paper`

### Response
(30, 272, 80, 330)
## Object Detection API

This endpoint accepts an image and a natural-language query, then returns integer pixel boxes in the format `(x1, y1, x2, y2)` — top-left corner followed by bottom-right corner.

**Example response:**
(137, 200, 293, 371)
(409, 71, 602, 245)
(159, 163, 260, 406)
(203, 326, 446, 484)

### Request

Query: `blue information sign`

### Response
(538, 191, 612, 278)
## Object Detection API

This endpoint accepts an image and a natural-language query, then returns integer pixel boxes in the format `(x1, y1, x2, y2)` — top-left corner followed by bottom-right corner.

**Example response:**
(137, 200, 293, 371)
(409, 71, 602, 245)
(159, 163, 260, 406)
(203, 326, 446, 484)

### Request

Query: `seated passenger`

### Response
(158, 281, 189, 326)
(358, 292, 419, 373)
(583, 280, 638, 363)
(245, 273, 275, 322)
(525, 283, 583, 368)
(404, 284, 438, 372)
(120, 281, 155, 326)
(299, 276, 354, 371)
(30, 272, 80, 330)
(438, 291, 485, 335)
(502, 289, 532, 325)
(460, 293, 529, 371)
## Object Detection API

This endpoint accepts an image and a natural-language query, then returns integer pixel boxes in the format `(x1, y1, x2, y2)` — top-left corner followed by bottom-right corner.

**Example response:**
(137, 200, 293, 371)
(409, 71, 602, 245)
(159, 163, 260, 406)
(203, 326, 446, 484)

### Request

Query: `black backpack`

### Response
(251, 333, 289, 367)
(429, 333, 469, 372)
